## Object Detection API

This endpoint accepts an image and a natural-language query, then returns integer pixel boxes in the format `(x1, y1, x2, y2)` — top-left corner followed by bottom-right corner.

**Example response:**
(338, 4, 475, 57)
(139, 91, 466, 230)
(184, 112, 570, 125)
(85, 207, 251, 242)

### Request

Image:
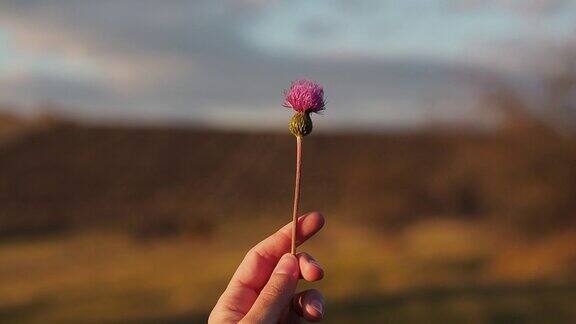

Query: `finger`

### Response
(297, 252, 324, 282)
(292, 289, 325, 322)
(234, 211, 323, 288)
(251, 211, 325, 264)
(212, 212, 324, 320)
(241, 254, 300, 323)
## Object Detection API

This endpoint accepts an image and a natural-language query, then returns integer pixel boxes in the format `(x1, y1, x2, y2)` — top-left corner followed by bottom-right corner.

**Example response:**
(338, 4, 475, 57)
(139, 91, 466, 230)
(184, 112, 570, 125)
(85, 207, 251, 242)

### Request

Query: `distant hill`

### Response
(1, 119, 575, 239)
(0, 112, 56, 147)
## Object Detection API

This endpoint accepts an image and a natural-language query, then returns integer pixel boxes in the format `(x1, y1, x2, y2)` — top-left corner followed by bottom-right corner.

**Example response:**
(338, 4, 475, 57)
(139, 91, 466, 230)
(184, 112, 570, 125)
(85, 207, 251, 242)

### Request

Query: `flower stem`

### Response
(291, 136, 302, 255)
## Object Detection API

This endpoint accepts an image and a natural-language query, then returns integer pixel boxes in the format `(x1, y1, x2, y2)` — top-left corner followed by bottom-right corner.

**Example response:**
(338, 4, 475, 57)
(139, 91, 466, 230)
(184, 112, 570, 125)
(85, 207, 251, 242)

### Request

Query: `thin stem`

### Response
(291, 136, 302, 255)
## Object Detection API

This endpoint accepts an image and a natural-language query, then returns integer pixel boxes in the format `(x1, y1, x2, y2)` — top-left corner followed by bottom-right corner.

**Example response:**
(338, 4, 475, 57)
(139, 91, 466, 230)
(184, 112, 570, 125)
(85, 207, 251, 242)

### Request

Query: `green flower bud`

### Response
(289, 112, 313, 137)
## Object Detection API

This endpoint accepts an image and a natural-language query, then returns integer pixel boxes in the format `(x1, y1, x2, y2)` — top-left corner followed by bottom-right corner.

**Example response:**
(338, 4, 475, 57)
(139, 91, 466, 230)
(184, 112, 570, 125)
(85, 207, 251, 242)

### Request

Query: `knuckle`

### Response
(261, 283, 285, 300)
(245, 247, 258, 261)
(257, 291, 277, 306)
(246, 246, 269, 263)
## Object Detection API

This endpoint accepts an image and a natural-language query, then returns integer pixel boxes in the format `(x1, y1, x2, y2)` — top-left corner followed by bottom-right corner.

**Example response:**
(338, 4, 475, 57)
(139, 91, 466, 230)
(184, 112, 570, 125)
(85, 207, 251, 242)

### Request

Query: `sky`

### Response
(0, 0, 575, 130)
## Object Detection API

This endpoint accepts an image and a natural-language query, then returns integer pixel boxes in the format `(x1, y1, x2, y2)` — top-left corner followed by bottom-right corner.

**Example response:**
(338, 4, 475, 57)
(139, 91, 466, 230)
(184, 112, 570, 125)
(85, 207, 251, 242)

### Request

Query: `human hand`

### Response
(209, 212, 325, 323)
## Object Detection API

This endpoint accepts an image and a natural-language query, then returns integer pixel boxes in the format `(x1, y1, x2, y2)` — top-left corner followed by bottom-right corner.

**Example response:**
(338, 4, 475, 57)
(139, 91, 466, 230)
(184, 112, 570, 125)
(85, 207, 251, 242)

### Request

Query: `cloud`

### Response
(444, 0, 570, 14)
(0, 0, 572, 128)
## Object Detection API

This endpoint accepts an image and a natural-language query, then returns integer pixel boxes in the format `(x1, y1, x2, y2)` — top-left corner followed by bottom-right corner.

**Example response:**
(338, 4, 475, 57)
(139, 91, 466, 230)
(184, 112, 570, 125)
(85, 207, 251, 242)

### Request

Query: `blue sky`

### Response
(0, 0, 574, 130)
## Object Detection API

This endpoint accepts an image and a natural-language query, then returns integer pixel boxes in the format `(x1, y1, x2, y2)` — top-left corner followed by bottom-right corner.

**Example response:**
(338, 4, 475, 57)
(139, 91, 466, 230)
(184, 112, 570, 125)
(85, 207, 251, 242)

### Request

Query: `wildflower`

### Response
(284, 79, 325, 138)
(283, 79, 326, 114)
(283, 79, 326, 254)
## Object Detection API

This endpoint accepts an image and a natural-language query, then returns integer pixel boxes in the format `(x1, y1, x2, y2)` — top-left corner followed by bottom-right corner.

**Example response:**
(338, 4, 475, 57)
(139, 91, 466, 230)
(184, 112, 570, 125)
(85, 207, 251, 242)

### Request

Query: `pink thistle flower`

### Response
(283, 79, 326, 113)
(282, 79, 327, 255)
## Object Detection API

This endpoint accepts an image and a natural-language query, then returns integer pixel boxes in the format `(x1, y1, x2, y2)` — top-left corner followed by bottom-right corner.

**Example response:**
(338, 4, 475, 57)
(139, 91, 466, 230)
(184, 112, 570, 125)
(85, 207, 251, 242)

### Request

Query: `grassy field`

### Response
(1, 216, 575, 323)
(1, 119, 576, 322)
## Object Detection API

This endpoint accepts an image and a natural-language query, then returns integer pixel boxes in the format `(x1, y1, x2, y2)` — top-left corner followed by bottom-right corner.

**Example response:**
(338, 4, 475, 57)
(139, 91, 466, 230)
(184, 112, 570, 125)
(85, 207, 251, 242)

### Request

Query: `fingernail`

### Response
(274, 254, 298, 277)
(310, 300, 324, 318)
(309, 258, 322, 269)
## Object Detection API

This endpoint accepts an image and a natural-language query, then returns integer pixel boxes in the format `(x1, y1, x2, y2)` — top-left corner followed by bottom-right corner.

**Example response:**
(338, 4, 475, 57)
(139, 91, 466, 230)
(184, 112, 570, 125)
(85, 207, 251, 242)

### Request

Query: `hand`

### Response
(209, 212, 326, 323)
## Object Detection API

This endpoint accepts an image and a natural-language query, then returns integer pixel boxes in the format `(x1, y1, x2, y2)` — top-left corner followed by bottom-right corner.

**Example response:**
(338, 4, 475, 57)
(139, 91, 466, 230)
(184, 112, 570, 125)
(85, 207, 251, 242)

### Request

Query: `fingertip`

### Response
(296, 212, 325, 245)
(301, 289, 325, 322)
(274, 253, 300, 279)
(304, 300, 324, 322)
(297, 252, 324, 282)
(301, 211, 325, 228)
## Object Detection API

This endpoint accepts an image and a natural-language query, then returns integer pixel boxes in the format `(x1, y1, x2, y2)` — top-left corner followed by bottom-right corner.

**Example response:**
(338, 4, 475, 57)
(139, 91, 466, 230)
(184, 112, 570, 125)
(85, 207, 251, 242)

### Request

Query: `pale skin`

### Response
(209, 212, 326, 323)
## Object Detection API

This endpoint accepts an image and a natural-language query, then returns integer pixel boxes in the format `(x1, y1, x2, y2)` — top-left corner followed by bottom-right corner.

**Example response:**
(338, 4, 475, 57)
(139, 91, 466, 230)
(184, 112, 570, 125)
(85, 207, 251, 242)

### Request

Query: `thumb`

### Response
(242, 254, 300, 323)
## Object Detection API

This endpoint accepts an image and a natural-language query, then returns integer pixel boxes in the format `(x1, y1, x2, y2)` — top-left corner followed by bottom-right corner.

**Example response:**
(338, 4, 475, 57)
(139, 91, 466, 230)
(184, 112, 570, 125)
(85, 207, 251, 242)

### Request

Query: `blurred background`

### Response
(1, 1, 576, 323)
